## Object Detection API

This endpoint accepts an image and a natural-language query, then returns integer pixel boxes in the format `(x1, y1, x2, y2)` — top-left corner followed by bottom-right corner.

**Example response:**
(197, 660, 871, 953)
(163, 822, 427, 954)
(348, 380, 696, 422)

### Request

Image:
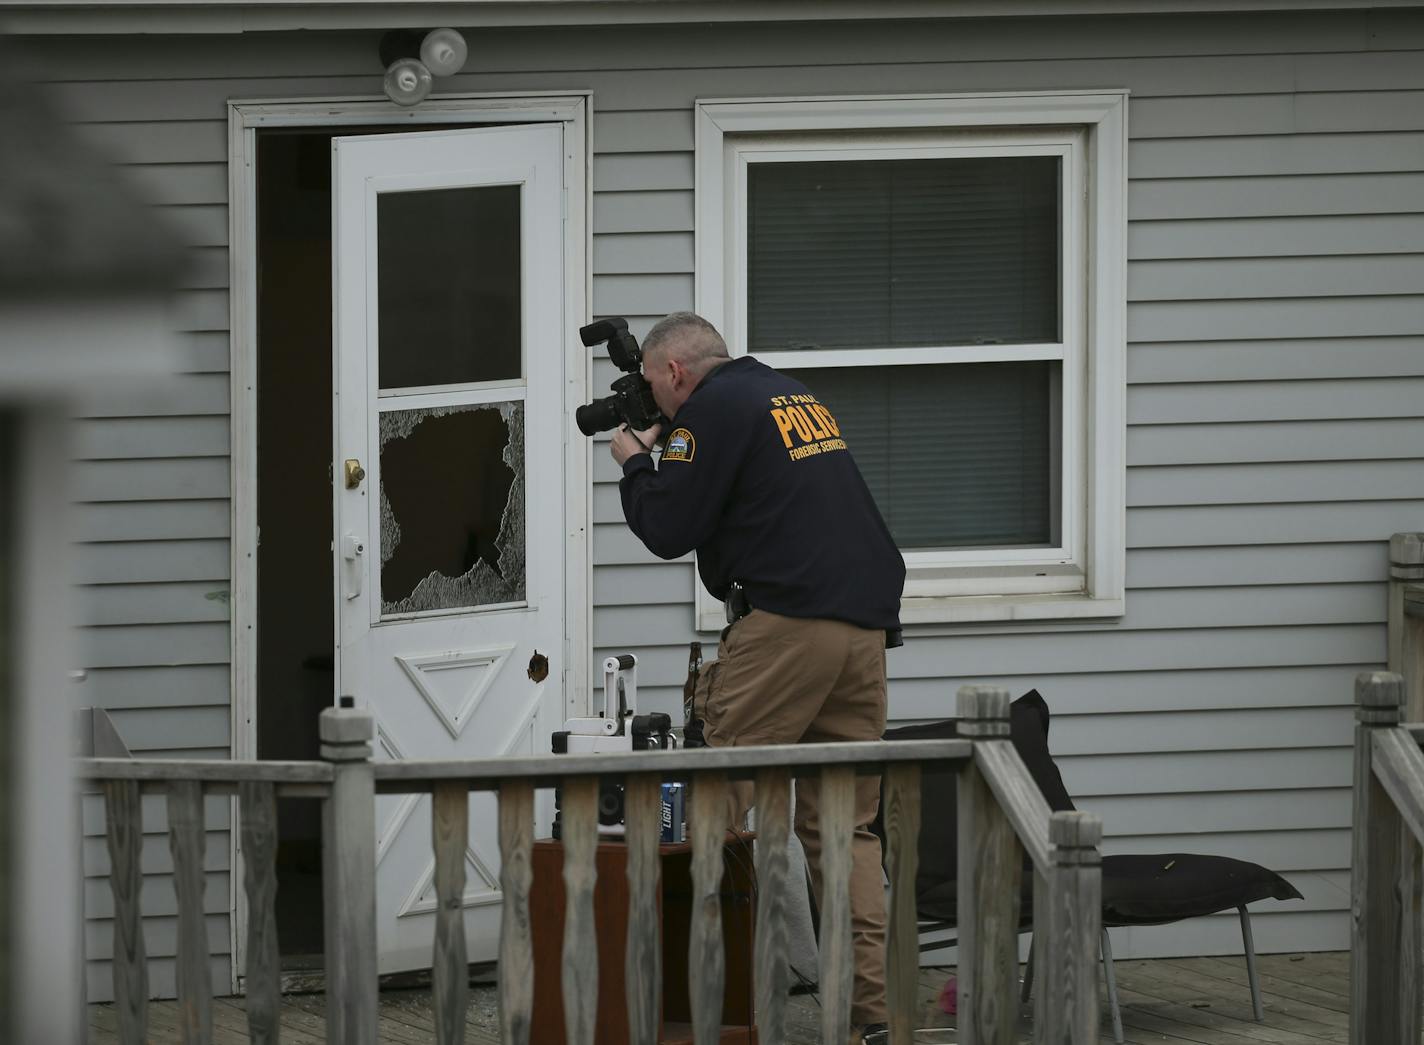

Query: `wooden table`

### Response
(529, 834, 760, 1045)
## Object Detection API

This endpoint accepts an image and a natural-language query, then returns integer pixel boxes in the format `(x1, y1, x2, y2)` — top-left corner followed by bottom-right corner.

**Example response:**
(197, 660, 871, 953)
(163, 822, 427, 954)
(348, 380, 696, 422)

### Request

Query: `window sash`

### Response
(693, 92, 1128, 626)
(731, 136, 1086, 571)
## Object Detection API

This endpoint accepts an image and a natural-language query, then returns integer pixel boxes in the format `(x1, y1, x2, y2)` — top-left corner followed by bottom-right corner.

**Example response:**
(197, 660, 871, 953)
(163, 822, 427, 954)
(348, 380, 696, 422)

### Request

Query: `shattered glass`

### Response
(378, 401, 525, 614)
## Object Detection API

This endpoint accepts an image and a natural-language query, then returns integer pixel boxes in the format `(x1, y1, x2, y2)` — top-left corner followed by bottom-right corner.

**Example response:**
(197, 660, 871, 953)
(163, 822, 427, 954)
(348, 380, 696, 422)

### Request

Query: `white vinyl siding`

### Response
(18, 4, 1422, 997)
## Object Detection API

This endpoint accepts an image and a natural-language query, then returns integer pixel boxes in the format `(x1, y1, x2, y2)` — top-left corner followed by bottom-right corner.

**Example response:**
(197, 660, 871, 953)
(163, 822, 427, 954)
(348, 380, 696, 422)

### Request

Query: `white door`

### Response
(332, 123, 565, 972)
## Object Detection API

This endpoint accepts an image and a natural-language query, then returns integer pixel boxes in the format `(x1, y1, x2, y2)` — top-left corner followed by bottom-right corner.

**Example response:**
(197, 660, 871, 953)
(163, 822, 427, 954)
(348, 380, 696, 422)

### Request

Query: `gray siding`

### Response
(22, 4, 1423, 996)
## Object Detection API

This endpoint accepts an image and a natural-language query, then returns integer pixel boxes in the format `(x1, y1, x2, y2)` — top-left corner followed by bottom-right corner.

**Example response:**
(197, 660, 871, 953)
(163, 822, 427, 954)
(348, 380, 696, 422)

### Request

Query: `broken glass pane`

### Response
(378, 401, 525, 614)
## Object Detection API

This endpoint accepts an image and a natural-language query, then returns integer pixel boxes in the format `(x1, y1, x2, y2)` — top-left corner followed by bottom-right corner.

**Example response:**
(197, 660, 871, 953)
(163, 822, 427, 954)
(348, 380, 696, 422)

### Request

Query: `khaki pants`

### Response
(697, 608, 888, 1026)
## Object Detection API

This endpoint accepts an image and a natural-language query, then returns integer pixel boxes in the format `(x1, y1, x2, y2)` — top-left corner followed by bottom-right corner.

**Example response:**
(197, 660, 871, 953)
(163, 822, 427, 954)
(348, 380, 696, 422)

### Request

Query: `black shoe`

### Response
(859, 1023, 889, 1045)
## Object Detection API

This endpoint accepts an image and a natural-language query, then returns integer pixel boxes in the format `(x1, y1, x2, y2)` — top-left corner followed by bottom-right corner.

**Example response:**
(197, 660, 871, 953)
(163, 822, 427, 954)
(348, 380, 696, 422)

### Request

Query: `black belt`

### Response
(724, 583, 904, 649)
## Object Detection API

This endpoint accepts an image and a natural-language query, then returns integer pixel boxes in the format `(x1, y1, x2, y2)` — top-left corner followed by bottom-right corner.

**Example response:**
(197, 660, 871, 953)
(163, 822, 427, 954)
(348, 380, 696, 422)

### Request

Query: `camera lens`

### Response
(576, 396, 622, 436)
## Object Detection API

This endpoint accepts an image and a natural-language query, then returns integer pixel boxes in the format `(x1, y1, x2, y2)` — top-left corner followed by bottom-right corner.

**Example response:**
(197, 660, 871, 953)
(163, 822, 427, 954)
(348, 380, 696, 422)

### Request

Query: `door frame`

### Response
(225, 94, 592, 992)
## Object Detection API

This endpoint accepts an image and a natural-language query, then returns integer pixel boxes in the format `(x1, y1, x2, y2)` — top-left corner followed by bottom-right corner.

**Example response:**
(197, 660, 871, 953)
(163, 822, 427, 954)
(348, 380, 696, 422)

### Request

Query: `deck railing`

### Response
(80, 684, 1104, 1045)
(1351, 679, 1424, 1038)
(1348, 533, 1424, 1045)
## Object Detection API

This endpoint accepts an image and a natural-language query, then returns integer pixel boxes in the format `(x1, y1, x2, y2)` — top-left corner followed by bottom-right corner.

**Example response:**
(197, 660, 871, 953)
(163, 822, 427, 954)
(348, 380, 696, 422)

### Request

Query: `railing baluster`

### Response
(817, 765, 856, 1045)
(497, 779, 535, 1045)
(624, 775, 663, 1045)
(689, 771, 729, 1045)
(433, 781, 470, 1045)
(1030, 868, 1048, 1030)
(168, 780, 213, 1045)
(239, 780, 281, 1045)
(560, 776, 600, 1045)
(754, 767, 791, 1045)
(882, 763, 921, 1045)
(104, 778, 148, 1045)
(1041, 812, 1103, 1044)
(956, 685, 1022, 1045)
(319, 705, 378, 1045)
(1351, 670, 1421, 1044)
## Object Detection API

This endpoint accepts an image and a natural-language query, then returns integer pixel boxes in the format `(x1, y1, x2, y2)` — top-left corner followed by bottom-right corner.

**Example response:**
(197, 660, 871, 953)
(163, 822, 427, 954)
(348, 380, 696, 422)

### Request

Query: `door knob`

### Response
(344, 458, 366, 489)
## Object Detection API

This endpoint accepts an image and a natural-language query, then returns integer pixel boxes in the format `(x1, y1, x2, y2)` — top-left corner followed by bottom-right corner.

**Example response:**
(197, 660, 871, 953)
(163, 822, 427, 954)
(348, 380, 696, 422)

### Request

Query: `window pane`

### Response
(378, 185, 521, 389)
(378, 401, 525, 613)
(797, 362, 1055, 549)
(748, 157, 1059, 351)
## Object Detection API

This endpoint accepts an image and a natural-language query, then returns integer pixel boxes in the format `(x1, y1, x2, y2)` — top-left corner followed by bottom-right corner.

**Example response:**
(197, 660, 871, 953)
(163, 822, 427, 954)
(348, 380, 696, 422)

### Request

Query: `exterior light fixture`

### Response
(383, 56, 433, 107)
(420, 28, 468, 77)
(379, 28, 468, 108)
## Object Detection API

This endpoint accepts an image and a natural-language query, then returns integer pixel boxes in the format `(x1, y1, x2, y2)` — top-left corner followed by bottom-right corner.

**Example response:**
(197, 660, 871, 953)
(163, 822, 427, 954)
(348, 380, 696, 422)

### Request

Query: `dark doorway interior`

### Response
(255, 128, 339, 964)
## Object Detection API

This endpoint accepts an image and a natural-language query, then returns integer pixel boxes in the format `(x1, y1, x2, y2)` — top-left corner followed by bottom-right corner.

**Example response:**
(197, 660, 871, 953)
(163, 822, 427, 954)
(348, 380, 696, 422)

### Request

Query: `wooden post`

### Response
(497, 780, 535, 1045)
(167, 780, 213, 1044)
(238, 780, 281, 1045)
(818, 765, 857, 1045)
(1390, 533, 1424, 720)
(882, 763, 922, 1045)
(103, 779, 148, 1045)
(754, 768, 792, 1045)
(560, 776, 600, 1045)
(1351, 670, 1422, 1045)
(320, 704, 378, 1045)
(623, 775, 663, 1045)
(1037, 812, 1103, 1045)
(432, 781, 470, 1045)
(689, 772, 730, 1045)
(956, 685, 1022, 1045)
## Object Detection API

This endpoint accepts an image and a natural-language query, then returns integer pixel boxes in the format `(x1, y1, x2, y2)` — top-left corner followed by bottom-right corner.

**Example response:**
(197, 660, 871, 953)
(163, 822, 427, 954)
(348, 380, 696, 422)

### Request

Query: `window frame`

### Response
(693, 91, 1127, 628)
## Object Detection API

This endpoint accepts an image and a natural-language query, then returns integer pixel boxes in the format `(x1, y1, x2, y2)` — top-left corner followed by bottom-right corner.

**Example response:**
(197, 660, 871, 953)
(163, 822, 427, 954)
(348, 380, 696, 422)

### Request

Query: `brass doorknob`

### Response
(344, 459, 366, 489)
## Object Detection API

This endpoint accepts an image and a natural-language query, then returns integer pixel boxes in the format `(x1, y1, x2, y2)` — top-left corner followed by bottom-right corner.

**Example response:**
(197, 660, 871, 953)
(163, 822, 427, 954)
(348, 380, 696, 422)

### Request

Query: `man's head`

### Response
(640, 312, 730, 420)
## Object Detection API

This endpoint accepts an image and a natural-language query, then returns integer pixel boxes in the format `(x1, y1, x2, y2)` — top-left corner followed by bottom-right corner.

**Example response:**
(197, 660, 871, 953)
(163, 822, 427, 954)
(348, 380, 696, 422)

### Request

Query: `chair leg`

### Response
(1101, 927, 1124, 1045)
(1238, 905, 1264, 1022)
(1021, 933, 1035, 1004)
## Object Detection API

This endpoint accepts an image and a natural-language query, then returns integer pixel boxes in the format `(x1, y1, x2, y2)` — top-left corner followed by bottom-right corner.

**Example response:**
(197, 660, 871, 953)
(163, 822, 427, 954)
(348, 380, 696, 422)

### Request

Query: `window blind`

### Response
(748, 156, 1060, 351)
(798, 361, 1055, 549)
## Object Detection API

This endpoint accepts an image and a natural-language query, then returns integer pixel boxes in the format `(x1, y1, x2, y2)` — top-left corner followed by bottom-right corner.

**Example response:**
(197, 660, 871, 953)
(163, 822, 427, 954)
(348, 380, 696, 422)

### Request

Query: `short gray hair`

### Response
(643, 312, 729, 375)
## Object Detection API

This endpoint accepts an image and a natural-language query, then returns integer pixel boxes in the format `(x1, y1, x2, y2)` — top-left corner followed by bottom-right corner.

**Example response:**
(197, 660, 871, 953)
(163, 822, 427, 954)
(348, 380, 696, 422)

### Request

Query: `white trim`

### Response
(377, 383, 528, 412)
(3, 2, 1408, 35)
(694, 90, 1127, 630)
(226, 110, 258, 994)
(759, 344, 1066, 369)
(227, 91, 591, 994)
(379, 377, 526, 401)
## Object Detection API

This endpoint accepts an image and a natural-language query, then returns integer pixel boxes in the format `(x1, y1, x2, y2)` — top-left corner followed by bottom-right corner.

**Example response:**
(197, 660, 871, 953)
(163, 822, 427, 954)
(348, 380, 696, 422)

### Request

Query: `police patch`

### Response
(662, 428, 696, 462)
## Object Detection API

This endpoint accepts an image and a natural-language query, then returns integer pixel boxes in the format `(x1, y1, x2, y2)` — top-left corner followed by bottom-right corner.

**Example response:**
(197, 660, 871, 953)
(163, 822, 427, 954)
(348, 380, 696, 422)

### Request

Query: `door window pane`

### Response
(378, 402, 525, 613)
(796, 362, 1055, 549)
(748, 157, 1059, 351)
(378, 185, 521, 388)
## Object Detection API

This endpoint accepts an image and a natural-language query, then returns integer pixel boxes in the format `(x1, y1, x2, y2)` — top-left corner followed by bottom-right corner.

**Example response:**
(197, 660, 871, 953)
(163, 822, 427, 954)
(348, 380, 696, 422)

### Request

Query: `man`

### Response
(610, 312, 905, 1043)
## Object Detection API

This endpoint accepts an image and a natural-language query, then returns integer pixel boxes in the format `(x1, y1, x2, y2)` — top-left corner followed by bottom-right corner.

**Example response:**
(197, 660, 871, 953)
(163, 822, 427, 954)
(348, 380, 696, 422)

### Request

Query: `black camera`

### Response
(575, 317, 668, 436)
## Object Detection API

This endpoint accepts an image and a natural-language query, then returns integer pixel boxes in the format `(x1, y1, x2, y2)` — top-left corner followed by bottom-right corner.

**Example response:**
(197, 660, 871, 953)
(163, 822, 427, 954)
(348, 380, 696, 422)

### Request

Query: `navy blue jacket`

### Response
(619, 356, 905, 631)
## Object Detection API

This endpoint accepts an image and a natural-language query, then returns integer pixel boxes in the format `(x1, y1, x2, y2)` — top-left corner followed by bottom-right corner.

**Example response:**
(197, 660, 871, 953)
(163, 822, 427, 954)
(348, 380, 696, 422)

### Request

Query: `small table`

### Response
(529, 834, 760, 1045)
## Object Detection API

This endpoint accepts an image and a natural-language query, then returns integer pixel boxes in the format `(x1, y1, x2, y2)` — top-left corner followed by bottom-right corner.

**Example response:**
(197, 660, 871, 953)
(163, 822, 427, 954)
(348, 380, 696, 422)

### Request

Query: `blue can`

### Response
(660, 782, 685, 843)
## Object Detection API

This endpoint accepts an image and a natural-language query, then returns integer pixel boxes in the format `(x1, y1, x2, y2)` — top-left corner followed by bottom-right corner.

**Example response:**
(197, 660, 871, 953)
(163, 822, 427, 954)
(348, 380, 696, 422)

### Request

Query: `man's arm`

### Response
(617, 409, 739, 561)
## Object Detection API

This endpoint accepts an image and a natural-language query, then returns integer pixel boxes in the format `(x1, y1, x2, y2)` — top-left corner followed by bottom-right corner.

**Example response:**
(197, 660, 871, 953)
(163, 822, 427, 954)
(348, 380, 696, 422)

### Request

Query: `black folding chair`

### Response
(876, 690, 1303, 1043)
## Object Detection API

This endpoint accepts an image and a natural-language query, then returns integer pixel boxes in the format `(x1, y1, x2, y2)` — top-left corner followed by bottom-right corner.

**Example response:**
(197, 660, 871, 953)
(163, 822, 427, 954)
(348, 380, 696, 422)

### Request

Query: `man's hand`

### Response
(610, 423, 662, 467)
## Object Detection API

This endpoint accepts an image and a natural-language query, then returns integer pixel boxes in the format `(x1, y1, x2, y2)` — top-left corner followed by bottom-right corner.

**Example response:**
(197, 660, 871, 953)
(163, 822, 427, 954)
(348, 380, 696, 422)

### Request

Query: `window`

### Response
(694, 93, 1127, 627)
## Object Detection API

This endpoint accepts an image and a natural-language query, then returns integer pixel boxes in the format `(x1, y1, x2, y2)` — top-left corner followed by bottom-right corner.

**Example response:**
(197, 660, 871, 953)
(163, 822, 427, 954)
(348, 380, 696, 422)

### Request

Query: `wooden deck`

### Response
(89, 951, 1351, 1044)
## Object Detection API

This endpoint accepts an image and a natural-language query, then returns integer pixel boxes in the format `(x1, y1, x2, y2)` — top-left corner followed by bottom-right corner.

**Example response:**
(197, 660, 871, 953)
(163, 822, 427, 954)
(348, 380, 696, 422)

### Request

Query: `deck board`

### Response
(88, 952, 1361, 1044)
